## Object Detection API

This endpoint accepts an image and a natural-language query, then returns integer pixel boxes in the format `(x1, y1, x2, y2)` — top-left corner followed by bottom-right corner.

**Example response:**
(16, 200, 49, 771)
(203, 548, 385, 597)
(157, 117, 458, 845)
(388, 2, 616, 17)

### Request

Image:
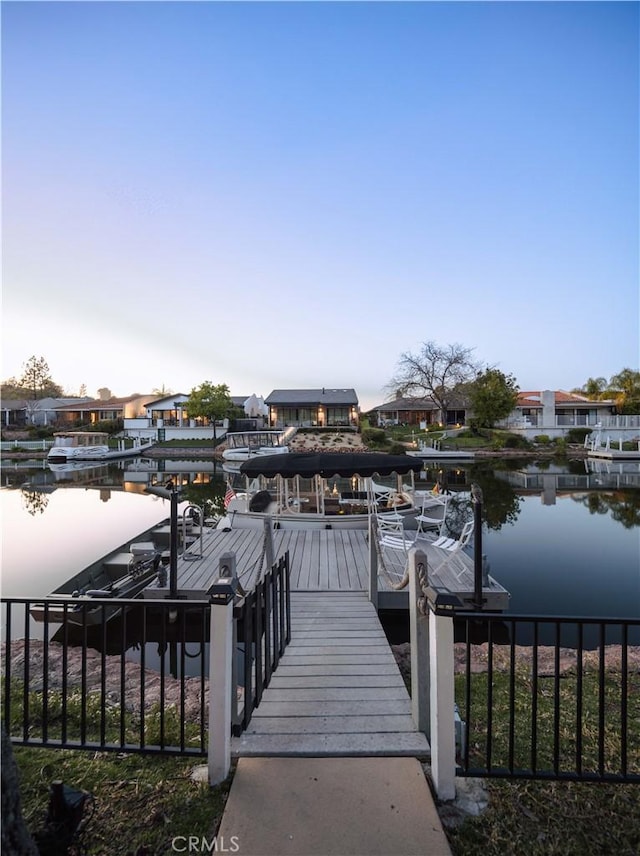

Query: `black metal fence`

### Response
(1, 551, 292, 755)
(455, 613, 640, 783)
(233, 552, 291, 734)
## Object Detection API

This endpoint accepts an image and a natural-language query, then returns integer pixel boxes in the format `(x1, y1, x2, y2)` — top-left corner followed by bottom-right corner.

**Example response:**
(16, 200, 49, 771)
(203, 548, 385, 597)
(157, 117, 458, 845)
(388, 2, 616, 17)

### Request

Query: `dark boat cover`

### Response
(239, 452, 424, 479)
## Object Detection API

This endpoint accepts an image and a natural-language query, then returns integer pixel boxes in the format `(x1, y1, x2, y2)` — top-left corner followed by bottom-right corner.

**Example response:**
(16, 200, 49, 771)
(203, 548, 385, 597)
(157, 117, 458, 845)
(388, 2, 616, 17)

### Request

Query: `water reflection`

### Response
(2, 457, 638, 642)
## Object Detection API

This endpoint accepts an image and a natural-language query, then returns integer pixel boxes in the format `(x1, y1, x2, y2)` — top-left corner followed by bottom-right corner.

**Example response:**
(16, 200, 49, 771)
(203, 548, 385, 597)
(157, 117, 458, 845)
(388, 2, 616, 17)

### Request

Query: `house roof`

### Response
(371, 393, 469, 412)
(265, 388, 359, 406)
(517, 390, 616, 408)
(55, 395, 143, 411)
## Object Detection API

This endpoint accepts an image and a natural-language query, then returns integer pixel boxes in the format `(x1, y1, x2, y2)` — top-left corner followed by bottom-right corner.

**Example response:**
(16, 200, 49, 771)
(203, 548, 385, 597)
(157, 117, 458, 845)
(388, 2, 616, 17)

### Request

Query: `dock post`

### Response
(409, 548, 430, 735)
(368, 514, 378, 607)
(207, 556, 238, 786)
(169, 488, 178, 598)
(429, 609, 456, 801)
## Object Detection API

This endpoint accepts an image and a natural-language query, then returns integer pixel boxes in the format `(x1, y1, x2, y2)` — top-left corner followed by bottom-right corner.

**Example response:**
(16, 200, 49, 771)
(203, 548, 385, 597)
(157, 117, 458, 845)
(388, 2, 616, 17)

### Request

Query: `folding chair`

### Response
(429, 518, 475, 578)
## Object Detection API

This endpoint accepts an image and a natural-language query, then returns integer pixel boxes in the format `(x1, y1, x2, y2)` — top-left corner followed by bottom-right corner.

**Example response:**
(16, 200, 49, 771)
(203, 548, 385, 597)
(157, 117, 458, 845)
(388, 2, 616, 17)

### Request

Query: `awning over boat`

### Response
(239, 452, 424, 479)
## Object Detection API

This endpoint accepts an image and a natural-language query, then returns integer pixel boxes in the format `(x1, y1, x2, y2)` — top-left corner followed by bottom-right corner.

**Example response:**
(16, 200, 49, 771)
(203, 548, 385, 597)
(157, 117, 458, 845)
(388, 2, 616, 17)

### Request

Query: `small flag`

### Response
(224, 483, 236, 509)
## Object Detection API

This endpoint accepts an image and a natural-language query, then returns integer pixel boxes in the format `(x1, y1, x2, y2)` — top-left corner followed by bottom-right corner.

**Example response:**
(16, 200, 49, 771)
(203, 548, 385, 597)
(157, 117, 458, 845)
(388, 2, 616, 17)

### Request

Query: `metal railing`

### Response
(455, 613, 640, 783)
(2, 597, 209, 756)
(1, 552, 293, 762)
(232, 553, 291, 734)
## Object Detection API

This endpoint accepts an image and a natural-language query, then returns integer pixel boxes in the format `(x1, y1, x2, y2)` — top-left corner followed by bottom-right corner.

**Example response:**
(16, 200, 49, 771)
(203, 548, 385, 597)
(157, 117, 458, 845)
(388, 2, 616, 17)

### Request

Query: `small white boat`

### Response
(47, 431, 155, 462)
(221, 430, 291, 463)
(407, 440, 475, 460)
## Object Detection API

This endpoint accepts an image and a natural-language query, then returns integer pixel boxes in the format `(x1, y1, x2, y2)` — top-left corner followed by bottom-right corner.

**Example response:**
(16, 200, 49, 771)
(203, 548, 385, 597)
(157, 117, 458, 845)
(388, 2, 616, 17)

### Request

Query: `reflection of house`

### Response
(369, 394, 467, 427)
(265, 389, 359, 428)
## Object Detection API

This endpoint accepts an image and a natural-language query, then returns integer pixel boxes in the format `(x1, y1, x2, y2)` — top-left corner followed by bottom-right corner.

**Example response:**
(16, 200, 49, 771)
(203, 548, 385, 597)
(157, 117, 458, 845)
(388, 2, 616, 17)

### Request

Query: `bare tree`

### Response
(387, 341, 482, 419)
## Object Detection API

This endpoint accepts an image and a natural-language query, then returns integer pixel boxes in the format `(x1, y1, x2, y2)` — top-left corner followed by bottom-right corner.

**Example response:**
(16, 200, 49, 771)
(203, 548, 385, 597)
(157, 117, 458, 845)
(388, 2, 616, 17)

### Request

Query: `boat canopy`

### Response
(239, 452, 424, 479)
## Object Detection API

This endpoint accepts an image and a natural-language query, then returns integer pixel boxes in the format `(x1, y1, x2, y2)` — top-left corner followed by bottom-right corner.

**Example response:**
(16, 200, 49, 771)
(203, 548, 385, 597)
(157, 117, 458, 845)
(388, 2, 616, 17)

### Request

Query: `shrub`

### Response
(362, 428, 387, 445)
(566, 427, 593, 444)
(534, 434, 551, 445)
(388, 442, 408, 455)
(503, 433, 531, 449)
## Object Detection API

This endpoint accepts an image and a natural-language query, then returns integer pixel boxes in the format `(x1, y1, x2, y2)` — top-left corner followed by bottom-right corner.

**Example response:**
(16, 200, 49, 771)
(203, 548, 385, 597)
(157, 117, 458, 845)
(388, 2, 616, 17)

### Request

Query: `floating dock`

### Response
(141, 525, 510, 611)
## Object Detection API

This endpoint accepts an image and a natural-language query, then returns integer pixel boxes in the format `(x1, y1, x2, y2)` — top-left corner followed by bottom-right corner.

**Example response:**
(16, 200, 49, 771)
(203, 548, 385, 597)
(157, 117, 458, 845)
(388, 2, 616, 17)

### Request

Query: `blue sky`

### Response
(2, 1, 638, 411)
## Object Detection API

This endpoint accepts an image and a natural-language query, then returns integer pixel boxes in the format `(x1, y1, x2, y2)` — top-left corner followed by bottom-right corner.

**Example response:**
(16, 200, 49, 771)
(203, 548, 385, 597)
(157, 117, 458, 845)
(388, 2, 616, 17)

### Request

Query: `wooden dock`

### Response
(142, 526, 510, 611)
(231, 590, 429, 757)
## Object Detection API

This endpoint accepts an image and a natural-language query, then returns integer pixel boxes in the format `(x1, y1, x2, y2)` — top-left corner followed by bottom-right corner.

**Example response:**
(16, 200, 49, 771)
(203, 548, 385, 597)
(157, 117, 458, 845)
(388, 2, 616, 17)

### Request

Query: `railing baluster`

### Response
(254, 580, 264, 705)
(553, 620, 561, 776)
(23, 606, 30, 743)
(463, 619, 472, 773)
(531, 621, 539, 775)
(264, 569, 273, 684)
(598, 621, 606, 777)
(3, 603, 11, 737)
(120, 605, 127, 748)
(180, 605, 186, 753)
(621, 622, 628, 779)
(576, 622, 583, 777)
(80, 608, 88, 746)
(140, 605, 146, 750)
(100, 604, 107, 748)
(508, 619, 516, 773)
(486, 620, 493, 773)
(42, 604, 49, 744)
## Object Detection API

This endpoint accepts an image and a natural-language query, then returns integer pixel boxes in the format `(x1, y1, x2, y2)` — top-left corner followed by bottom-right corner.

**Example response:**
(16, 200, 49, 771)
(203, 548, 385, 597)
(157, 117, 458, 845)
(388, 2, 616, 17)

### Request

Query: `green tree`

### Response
(18, 356, 63, 399)
(609, 368, 640, 414)
(388, 341, 481, 421)
(572, 377, 608, 400)
(184, 382, 233, 443)
(468, 368, 519, 429)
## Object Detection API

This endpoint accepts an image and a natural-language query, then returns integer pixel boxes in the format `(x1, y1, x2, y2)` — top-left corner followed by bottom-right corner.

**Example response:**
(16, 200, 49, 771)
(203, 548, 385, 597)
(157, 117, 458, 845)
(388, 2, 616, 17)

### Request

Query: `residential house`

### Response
(499, 391, 619, 436)
(1, 397, 94, 428)
(54, 394, 157, 427)
(371, 389, 630, 440)
(369, 393, 468, 428)
(265, 389, 359, 428)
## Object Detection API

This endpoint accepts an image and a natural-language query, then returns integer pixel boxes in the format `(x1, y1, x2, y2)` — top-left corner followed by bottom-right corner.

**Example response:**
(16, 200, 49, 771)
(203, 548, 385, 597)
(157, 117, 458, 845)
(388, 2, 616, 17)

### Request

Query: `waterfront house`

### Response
(265, 388, 360, 429)
(369, 393, 468, 428)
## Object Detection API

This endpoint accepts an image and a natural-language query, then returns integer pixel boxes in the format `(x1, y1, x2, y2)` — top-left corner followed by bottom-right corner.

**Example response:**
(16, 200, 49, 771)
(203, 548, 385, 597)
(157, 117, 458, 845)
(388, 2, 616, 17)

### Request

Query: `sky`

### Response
(2, 1, 638, 412)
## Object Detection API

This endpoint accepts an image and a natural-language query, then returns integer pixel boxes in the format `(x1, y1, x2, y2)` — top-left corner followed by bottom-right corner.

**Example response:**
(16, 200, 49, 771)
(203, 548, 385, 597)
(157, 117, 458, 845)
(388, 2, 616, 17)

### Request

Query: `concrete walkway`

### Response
(216, 756, 452, 856)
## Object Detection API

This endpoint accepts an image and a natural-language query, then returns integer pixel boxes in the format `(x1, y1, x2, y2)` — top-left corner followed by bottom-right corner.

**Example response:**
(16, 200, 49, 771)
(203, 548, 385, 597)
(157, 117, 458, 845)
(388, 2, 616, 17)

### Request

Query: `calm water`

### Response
(1, 458, 639, 622)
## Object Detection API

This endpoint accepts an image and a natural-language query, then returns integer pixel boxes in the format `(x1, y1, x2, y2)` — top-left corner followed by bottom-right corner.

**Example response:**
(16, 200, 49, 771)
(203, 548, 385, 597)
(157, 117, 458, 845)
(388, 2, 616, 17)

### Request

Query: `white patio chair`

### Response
(376, 515, 416, 552)
(414, 493, 449, 538)
(429, 518, 475, 578)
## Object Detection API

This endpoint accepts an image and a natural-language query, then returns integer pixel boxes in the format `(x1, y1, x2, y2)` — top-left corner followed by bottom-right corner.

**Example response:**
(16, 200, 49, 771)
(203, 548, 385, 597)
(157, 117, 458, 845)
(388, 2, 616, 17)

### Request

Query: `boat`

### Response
(221, 429, 293, 464)
(407, 440, 475, 460)
(47, 431, 155, 462)
(29, 518, 182, 625)
(220, 451, 424, 530)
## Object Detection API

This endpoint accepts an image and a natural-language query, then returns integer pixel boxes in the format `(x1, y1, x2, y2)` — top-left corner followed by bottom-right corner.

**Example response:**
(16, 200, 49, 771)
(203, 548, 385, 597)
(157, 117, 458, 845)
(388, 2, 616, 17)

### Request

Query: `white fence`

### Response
(0, 439, 54, 451)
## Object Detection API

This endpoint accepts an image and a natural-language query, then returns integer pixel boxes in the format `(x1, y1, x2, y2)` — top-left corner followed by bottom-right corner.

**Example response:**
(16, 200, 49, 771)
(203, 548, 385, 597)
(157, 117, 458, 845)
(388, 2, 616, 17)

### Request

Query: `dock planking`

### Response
(232, 591, 430, 757)
(142, 525, 509, 611)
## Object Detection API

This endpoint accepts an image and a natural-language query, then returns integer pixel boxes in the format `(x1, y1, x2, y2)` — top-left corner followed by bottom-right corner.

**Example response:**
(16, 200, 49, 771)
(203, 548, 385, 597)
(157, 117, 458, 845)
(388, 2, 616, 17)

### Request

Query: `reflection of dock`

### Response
(141, 526, 509, 611)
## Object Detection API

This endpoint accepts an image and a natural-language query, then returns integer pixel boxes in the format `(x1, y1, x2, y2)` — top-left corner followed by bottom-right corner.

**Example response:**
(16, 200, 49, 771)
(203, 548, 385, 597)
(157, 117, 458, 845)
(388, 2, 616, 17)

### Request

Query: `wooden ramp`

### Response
(232, 590, 429, 757)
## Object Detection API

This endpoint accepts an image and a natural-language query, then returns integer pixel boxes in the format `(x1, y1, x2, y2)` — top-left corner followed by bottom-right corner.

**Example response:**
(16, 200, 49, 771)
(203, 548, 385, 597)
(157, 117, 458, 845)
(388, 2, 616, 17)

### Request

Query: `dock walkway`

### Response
(232, 590, 428, 757)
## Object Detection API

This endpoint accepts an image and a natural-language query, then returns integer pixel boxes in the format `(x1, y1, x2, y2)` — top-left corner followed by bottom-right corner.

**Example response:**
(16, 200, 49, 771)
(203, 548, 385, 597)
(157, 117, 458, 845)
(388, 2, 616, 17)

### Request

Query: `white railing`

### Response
(0, 439, 54, 451)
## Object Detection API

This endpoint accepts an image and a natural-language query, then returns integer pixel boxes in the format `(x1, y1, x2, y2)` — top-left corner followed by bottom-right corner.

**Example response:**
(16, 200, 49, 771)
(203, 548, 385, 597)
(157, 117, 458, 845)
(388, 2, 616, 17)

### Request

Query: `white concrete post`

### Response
(207, 555, 237, 785)
(408, 548, 430, 735)
(429, 609, 457, 801)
